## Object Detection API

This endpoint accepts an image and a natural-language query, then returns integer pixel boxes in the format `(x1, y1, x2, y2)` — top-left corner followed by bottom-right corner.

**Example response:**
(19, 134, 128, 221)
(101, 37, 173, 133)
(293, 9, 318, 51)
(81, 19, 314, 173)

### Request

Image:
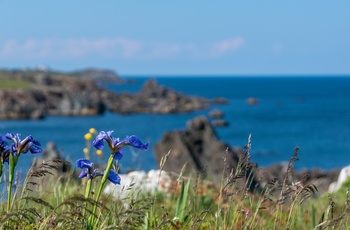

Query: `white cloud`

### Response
(0, 38, 141, 59)
(0, 37, 245, 60)
(209, 37, 245, 57)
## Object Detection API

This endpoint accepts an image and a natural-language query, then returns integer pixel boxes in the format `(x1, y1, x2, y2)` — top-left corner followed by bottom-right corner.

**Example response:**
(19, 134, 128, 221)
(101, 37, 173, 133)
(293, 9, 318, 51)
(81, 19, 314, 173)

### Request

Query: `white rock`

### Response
(104, 169, 171, 199)
(328, 165, 350, 193)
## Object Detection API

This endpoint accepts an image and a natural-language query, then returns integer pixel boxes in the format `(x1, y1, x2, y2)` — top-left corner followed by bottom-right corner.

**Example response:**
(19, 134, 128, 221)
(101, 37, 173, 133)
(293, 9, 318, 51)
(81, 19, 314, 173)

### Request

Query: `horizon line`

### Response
(119, 74, 350, 78)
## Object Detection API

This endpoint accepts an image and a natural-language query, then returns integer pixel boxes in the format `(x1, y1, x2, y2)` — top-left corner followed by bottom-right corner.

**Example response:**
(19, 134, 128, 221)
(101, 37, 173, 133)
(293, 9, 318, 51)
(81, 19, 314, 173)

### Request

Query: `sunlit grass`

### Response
(1, 166, 349, 229)
(0, 77, 32, 89)
(1, 131, 349, 229)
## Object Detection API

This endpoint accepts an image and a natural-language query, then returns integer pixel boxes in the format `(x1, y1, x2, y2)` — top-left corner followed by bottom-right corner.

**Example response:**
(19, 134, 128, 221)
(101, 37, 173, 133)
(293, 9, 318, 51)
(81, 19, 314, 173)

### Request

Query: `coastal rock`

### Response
(154, 116, 339, 195)
(154, 116, 248, 184)
(0, 70, 108, 119)
(211, 119, 229, 127)
(246, 97, 259, 105)
(0, 71, 213, 119)
(211, 97, 229, 104)
(106, 79, 210, 114)
(209, 109, 224, 118)
(256, 163, 340, 194)
(0, 89, 46, 119)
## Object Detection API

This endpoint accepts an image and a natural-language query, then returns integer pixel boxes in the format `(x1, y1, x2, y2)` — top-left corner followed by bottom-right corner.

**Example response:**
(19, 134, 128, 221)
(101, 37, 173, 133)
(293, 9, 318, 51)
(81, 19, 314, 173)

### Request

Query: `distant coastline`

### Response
(0, 68, 219, 120)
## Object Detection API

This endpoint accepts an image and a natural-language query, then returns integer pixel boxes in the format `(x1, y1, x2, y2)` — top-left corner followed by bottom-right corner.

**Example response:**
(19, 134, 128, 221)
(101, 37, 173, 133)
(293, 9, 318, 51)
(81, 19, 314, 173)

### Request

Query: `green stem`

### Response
(83, 178, 93, 217)
(7, 154, 16, 212)
(88, 154, 114, 229)
(0, 163, 3, 179)
(85, 178, 93, 198)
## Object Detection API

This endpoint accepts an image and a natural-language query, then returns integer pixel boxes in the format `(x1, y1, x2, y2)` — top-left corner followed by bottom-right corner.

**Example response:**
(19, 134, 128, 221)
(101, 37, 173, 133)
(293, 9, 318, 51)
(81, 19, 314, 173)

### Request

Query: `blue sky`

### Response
(1, 1, 349, 76)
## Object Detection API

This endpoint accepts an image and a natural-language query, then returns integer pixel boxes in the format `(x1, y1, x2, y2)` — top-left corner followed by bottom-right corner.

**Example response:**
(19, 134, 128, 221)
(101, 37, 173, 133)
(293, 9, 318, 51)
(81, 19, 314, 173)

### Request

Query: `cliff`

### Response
(0, 69, 211, 119)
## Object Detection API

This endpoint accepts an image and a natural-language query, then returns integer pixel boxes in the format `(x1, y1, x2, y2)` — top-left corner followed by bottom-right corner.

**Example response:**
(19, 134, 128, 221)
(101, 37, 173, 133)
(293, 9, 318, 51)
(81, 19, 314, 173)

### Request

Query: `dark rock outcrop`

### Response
(0, 70, 213, 119)
(246, 97, 259, 105)
(0, 75, 106, 119)
(154, 116, 244, 182)
(211, 119, 229, 127)
(211, 97, 229, 104)
(256, 163, 340, 194)
(209, 109, 224, 119)
(154, 116, 340, 194)
(105, 79, 210, 114)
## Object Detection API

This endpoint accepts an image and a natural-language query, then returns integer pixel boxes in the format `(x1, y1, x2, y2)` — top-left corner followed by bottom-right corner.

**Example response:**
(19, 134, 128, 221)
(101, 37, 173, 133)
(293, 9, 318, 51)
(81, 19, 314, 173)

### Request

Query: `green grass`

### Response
(0, 77, 32, 89)
(0, 134, 349, 229)
(1, 171, 349, 229)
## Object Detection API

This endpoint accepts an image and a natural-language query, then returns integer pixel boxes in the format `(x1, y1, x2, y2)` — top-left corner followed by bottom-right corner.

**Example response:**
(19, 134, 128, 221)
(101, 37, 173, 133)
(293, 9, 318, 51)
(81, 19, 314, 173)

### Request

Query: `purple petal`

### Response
(21, 135, 34, 147)
(78, 168, 88, 179)
(107, 170, 121, 184)
(126, 135, 149, 150)
(0, 138, 11, 164)
(93, 131, 109, 150)
(5, 133, 19, 145)
(105, 131, 117, 150)
(0, 136, 8, 147)
(111, 137, 120, 149)
(29, 144, 42, 154)
(5, 133, 41, 155)
(92, 138, 105, 150)
(32, 139, 41, 146)
(113, 150, 123, 160)
(76, 158, 94, 169)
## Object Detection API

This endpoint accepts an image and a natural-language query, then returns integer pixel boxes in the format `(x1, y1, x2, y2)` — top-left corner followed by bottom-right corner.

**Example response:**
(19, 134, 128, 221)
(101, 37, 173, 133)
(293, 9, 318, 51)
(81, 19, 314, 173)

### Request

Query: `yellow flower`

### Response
(89, 128, 97, 134)
(96, 150, 103, 156)
(83, 148, 89, 154)
(84, 133, 92, 140)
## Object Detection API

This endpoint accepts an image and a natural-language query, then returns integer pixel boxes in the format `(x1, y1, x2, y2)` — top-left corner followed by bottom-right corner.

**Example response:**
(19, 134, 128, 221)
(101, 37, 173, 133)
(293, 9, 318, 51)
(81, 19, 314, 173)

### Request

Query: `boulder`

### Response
(106, 79, 210, 114)
(246, 97, 259, 105)
(209, 109, 224, 118)
(256, 163, 340, 195)
(211, 119, 229, 127)
(154, 116, 339, 195)
(211, 97, 229, 105)
(154, 116, 250, 184)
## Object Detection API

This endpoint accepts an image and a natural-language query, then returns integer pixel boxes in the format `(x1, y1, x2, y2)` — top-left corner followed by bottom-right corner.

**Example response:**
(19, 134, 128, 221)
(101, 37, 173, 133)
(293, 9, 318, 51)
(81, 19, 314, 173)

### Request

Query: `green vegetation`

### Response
(0, 148, 349, 229)
(1, 164, 349, 229)
(0, 77, 32, 89)
(0, 125, 348, 229)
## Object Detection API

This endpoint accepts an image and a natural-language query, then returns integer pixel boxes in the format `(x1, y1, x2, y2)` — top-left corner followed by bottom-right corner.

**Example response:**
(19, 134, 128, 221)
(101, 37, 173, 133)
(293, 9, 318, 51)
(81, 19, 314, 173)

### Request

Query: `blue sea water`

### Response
(1, 76, 350, 175)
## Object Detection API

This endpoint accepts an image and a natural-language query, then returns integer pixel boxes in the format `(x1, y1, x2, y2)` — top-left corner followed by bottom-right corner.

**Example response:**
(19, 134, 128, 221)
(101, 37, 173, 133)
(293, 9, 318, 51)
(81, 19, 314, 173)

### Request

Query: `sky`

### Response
(1, 1, 350, 76)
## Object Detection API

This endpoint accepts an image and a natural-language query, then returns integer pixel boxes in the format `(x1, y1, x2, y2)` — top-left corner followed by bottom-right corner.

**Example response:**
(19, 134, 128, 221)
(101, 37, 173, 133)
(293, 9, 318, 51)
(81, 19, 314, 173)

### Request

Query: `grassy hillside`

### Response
(0, 76, 32, 89)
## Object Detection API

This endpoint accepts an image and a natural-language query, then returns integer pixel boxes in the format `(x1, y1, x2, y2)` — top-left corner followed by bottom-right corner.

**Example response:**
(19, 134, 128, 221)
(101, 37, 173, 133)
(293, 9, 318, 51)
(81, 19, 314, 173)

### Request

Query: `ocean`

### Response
(1, 76, 350, 175)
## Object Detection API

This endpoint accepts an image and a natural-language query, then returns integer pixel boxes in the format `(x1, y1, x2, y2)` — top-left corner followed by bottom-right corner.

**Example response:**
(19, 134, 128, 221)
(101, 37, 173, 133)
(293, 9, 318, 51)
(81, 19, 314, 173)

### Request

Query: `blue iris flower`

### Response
(5, 133, 42, 156)
(92, 131, 149, 160)
(0, 136, 11, 164)
(76, 158, 121, 184)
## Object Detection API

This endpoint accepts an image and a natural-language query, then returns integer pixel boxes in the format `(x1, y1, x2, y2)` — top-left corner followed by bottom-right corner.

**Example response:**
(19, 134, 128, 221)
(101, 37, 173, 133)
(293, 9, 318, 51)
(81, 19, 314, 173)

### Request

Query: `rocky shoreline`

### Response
(154, 116, 340, 194)
(0, 69, 214, 120)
